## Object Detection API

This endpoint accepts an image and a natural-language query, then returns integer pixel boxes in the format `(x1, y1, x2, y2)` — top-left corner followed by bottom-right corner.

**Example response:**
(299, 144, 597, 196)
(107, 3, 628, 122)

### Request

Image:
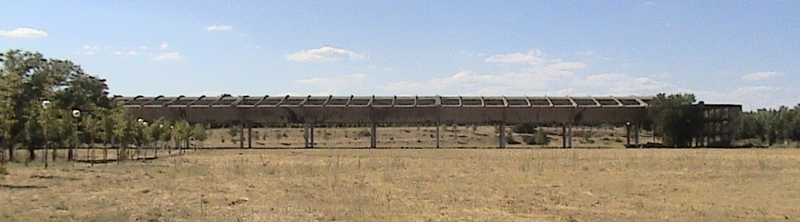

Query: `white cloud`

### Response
(160, 42, 169, 50)
(485, 50, 547, 65)
(74, 45, 100, 55)
(294, 73, 367, 94)
(741, 71, 783, 81)
(383, 50, 589, 95)
(205, 25, 233, 31)
(127, 51, 139, 56)
(577, 73, 677, 96)
(152, 52, 183, 61)
(112, 51, 123, 56)
(0, 27, 48, 38)
(286, 46, 365, 62)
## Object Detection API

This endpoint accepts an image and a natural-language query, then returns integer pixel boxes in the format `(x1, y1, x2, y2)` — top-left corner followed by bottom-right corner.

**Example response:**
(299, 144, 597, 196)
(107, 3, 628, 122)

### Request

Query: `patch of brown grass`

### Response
(1, 148, 799, 221)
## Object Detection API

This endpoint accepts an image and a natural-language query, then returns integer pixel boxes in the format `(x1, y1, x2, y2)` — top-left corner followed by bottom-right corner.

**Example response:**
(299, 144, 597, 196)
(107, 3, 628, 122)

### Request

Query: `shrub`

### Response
(512, 123, 538, 134)
(507, 133, 521, 145)
(357, 129, 372, 137)
(524, 131, 550, 145)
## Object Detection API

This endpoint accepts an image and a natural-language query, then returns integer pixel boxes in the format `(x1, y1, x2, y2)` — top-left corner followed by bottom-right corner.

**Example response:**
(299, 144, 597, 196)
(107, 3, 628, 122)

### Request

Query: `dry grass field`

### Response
(2, 147, 799, 222)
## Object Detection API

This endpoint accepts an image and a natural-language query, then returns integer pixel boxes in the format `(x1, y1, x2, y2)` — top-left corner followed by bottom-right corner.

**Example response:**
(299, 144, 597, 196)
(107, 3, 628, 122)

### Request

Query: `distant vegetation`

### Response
(735, 106, 800, 147)
(0, 49, 205, 165)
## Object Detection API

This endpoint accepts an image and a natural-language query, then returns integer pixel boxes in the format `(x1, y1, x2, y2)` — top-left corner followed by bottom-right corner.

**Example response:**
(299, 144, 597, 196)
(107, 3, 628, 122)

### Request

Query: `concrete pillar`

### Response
(562, 123, 568, 148)
(499, 122, 506, 148)
(310, 124, 315, 148)
(567, 124, 573, 148)
(370, 122, 377, 148)
(625, 123, 631, 147)
(633, 123, 640, 147)
(247, 124, 253, 149)
(239, 123, 244, 149)
(303, 123, 310, 148)
(435, 122, 440, 148)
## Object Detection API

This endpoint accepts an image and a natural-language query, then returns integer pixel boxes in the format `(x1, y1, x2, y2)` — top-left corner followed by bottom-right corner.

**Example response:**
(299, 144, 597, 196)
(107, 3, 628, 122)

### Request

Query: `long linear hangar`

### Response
(115, 95, 658, 148)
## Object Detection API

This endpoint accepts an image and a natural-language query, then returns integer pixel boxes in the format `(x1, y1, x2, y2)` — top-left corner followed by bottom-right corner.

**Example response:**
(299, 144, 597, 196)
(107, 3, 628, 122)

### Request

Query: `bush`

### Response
(357, 129, 372, 137)
(507, 133, 521, 145)
(512, 123, 538, 134)
(524, 131, 550, 145)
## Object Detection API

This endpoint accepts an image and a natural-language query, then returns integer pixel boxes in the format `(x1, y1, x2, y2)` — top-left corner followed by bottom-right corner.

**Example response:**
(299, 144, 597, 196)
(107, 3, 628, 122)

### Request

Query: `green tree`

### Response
(111, 106, 137, 161)
(172, 120, 192, 152)
(647, 93, 704, 147)
(0, 73, 19, 162)
(1, 50, 111, 164)
(80, 113, 102, 163)
(191, 123, 207, 149)
(159, 121, 173, 153)
(98, 107, 115, 162)
(146, 118, 166, 157)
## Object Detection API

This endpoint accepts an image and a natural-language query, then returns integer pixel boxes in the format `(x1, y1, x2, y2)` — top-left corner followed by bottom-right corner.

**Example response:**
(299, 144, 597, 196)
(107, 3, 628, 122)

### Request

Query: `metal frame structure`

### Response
(116, 95, 657, 149)
(117, 95, 651, 124)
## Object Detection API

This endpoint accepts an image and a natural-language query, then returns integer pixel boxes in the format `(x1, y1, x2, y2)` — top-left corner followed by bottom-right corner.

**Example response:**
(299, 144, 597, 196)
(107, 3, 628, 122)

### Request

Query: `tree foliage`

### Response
(647, 93, 704, 147)
(736, 105, 800, 146)
(192, 124, 207, 142)
(1, 50, 112, 161)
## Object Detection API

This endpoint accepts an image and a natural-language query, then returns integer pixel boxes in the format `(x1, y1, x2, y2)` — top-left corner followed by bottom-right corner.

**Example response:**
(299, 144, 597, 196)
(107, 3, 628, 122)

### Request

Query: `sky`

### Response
(1, 1, 798, 110)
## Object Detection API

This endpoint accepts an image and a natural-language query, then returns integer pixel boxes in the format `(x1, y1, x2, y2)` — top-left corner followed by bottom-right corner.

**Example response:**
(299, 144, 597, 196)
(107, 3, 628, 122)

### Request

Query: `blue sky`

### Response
(2, 1, 798, 109)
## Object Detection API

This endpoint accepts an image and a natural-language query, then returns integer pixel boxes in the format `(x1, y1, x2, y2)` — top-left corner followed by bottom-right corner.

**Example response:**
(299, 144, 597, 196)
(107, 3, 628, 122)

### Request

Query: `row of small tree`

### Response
(1, 49, 207, 166)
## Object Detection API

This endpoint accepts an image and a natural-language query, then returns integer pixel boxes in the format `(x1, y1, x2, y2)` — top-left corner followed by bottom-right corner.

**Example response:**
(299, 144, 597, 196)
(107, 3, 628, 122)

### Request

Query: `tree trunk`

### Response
(0, 140, 6, 164)
(103, 142, 108, 164)
(154, 141, 158, 158)
(27, 147, 36, 163)
(8, 143, 14, 162)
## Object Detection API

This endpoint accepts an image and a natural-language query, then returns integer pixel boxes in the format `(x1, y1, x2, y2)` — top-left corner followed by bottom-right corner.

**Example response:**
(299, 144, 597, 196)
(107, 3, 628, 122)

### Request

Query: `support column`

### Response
(303, 123, 310, 148)
(499, 122, 506, 148)
(562, 123, 568, 148)
(247, 124, 253, 149)
(239, 123, 244, 149)
(435, 123, 440, 148)
(625, 123, 631, 147)
(370, 122, 377, 148)
(310, 124, 315, 148)
(567, 124, 573, 148)
(633, 123, 640, 147)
